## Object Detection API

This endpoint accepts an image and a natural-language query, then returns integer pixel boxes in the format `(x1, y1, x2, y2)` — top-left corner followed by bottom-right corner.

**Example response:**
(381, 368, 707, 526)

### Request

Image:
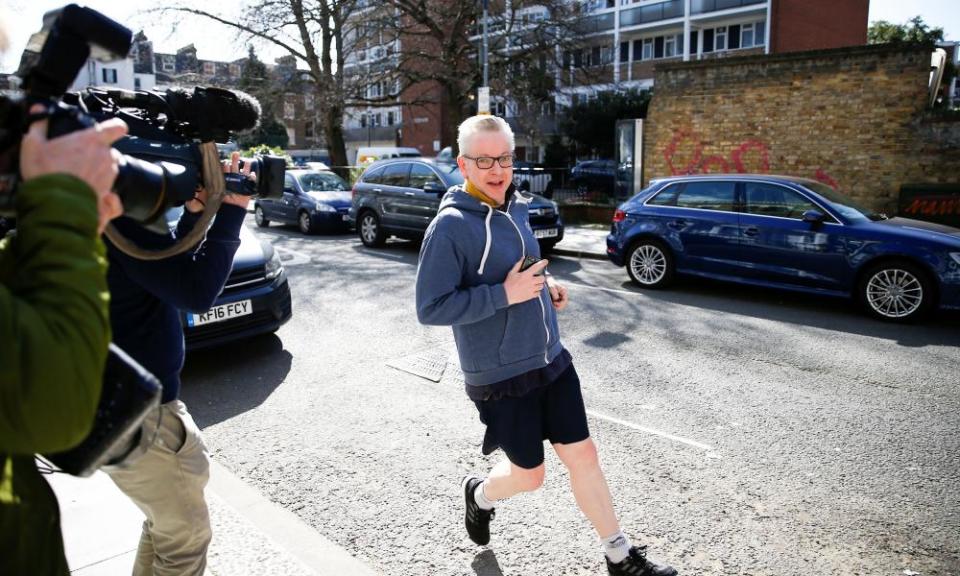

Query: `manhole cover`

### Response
(386, 350, 450, 382)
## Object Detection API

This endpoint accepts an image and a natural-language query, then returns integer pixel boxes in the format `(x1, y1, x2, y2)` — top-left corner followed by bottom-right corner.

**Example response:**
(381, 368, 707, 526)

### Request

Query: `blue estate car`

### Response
(254, 169, 352, 234)
(606, 175, 960, 322)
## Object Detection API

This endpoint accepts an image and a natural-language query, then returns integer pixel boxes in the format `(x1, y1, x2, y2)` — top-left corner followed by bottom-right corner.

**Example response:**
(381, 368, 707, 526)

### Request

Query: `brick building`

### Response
(642, 43, 960, 213)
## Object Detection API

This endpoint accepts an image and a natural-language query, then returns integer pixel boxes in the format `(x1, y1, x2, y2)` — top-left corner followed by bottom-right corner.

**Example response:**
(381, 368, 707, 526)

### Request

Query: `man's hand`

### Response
(504, 258, 549, 305)
(20, 104, 127, 233)
(546, 276, 568, 311)
(221, 151, 252, 210)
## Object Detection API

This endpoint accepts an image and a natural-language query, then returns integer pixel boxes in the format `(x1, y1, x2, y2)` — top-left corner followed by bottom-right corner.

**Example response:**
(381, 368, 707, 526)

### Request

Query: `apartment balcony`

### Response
(691, 0, 766, 15)
(505, 115, 560, 137)
(343, 125, 400, 144)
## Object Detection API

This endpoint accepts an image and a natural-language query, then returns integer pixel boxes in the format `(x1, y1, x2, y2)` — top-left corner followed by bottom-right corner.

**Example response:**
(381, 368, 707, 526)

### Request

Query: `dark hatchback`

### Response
(254, 169, 352, 234)
(171, 209, 292, 350)
(349, 157, 564, 250)
(607, 175, 960, 322)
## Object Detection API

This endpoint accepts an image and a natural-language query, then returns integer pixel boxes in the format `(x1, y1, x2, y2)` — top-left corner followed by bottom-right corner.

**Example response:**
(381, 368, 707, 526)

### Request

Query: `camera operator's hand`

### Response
(221, 152, 252, 210)
(21, 104, 127, 233)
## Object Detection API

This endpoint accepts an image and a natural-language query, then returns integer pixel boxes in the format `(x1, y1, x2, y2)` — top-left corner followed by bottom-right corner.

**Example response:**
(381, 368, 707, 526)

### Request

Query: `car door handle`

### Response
(372, 188, 383, 193)
(404, 191, 416, 196)
(743, 226, 760, 237)
(667, 219, 686, 230)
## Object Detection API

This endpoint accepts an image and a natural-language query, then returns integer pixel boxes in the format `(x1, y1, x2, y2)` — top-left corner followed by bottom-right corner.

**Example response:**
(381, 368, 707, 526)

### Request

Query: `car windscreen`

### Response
(803, 182, 882, 222)
(297, 172, 348, 192)
(440, 163, 465, 186)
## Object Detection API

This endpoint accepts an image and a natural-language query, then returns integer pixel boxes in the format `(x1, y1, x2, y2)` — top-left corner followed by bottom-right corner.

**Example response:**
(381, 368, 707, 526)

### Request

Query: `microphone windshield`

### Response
(164, 87, 262, 135)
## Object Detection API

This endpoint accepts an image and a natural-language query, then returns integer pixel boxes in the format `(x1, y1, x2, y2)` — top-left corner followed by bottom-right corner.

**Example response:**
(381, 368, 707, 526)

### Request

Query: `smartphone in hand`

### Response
(519, 255, 544, 275)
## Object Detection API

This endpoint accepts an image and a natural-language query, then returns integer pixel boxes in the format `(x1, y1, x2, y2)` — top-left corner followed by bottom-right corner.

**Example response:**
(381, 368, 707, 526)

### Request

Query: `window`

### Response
(741, 21, 765, 48)
(101, 68, 118, 84)
(203, 62, 216, 76)
(387, 111, 396, 126)
(728, 25, 741, 49)
(362, 165, 385, 184)
(744, 183, 820, 219)
(305, 94, 314, 110)
(632, 39, 643, 61)
(648, 184, 682, 206)
(381, 163, 410, 187)
(284, 174, 297, 192)
(162, 58, 175, 72)
(360, 114, 367, 128)
(372, 113, 382, 127)
(619, 41, 629, 63)
(755, 21, 766, 46)
(492, 100, 507, 116)
(654, 37, 664, 59)
(408, 164, 442, 189)
(643, 38, 653, 60)
(591, 46, 601, 66)
(703, 29, 714, 52)
(305, 121, 314, 139)
(134, 77, 141, 90)
(675, 182, 736, 211)
(715, 26, 727, 51)
(742, 24, 754, 48)
(665, 35, 676, 58)
(284, 101, 295, 120)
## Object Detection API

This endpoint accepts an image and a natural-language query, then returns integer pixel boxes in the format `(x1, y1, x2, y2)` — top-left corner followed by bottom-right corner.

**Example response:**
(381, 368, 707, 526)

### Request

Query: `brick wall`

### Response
(643, 44, 960, 212)
(771, 0, 869, 54)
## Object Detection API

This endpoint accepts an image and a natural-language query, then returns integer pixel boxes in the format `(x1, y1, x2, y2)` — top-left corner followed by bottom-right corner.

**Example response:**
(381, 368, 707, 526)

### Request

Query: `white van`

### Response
(355, 146, 421, 165)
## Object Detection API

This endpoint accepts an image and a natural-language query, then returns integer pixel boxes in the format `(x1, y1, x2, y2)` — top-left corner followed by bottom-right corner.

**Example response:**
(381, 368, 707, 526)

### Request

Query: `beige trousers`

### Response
(104, 400, 211, 576)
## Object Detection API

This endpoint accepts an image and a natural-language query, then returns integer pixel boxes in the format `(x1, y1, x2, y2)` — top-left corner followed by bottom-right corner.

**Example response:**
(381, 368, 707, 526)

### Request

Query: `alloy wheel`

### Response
(865, 268, 924, 319)
(629, 244, 667, 285)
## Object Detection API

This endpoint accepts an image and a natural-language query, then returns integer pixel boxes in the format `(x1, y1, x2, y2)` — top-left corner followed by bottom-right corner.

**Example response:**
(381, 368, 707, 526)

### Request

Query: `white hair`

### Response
(457, 115, 515, 157)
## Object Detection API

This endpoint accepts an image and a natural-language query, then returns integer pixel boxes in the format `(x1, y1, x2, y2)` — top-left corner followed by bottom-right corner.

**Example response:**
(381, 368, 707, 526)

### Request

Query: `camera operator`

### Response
(101, 152, 252, 575)
(0, 106, 127, 574)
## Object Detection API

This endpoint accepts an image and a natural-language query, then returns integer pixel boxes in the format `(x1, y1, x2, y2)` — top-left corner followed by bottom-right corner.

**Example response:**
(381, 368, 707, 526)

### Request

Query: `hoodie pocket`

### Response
(498, 299, 547, 365)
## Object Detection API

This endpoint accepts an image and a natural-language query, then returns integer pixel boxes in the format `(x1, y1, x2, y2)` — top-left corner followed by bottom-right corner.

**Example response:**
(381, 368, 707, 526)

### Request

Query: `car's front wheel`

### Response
(859, 260, 933, 322)
(358, 210, 386, 247)
(254, 205, 270, 228)
(626, 239, 674, 288)
(298, 211, 315, 235)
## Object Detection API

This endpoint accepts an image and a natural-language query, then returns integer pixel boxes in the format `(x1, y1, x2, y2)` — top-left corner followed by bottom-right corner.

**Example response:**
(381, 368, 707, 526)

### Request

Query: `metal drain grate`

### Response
(386, 350, 450, 382)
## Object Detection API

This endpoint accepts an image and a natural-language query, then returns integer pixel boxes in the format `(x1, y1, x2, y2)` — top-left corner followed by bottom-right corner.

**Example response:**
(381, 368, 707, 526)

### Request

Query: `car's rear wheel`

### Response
(254, 205, 269, 228)
(626, 239, 674, 288)
(859, 260, 933, 322)
(298, 211, 315, 235)
(358, 210, 386, 247)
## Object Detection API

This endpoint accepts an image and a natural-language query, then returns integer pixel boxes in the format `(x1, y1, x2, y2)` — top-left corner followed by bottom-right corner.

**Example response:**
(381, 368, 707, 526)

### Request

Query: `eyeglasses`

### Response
(463, 154, 514, 169)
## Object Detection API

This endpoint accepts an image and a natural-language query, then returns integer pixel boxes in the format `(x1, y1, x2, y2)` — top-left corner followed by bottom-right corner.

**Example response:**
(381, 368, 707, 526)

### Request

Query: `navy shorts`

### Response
(473, 364, 591, 469)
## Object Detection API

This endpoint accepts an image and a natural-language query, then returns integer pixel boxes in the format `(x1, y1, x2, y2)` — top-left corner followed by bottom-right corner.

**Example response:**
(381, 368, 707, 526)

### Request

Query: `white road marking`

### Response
(563, 281, 643, 297)
(585, 409, 714, 451)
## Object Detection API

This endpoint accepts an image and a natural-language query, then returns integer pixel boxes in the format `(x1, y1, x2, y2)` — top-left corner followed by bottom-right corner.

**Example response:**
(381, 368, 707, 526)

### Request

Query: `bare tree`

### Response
(354, 1, 591, 152)
(158, 0, 358, 172)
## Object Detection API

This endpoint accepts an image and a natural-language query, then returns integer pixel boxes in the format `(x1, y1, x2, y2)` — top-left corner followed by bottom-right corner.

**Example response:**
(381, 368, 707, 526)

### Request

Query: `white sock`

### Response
(473, 480, 496, 510)
(602, 531, 632, 564)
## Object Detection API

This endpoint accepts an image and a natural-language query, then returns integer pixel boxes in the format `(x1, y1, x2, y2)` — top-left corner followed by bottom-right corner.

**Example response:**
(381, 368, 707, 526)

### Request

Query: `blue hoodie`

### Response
(416, 185, 563, 387)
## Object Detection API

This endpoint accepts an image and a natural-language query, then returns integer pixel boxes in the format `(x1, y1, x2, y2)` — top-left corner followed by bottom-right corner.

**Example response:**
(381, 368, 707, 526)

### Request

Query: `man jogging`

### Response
(415, 115, 678, 576)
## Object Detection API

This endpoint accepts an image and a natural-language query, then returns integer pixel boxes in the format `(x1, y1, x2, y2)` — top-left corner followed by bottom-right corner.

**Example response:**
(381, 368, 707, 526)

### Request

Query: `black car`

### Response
(254, 169, 352, 234)
(170, 209, 292, 350)
(349, 157, 564, 250)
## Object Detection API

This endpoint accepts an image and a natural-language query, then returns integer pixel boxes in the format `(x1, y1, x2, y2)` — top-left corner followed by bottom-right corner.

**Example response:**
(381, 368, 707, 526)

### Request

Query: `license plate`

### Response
(187, 300, 253, 327)
(534, 228, 558, 239)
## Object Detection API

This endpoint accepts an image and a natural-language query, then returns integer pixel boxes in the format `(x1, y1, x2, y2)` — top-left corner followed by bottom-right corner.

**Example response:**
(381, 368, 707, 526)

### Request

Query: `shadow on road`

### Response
(180, 333, 292, 428)
(608, 275, 960, 348)
(471, 549, 505, 576)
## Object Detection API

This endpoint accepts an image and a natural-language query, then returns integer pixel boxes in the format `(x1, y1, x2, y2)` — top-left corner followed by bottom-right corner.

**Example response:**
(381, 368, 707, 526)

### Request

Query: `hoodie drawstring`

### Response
(477, 204, 494, 275)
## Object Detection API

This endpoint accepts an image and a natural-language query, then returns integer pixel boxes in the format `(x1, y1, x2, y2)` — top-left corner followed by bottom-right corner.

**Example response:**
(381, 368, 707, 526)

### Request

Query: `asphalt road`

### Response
(181, 219, 960, 576)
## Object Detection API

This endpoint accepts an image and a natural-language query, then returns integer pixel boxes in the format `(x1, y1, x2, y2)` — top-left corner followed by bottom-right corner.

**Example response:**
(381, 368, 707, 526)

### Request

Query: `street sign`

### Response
(478, 86, 490, 115)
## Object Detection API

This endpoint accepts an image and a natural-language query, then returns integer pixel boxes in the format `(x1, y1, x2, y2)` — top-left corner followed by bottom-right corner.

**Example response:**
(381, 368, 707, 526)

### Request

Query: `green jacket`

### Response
(0, 175, 110, 575)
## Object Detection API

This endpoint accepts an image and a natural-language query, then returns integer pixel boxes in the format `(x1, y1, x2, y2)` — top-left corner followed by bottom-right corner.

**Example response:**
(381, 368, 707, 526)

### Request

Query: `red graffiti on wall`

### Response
(662, 129, 838, 188)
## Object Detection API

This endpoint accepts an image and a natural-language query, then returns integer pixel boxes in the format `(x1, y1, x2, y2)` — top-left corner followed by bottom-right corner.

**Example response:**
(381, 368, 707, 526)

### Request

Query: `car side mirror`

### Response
(802, 210, 826, 224)
(424, 181, 446, 194)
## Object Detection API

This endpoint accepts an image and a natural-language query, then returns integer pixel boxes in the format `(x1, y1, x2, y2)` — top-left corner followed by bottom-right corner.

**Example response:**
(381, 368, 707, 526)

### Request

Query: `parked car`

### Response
(606, 174, 960, 322)
(165, 208, 292, 350)
(349, 157, 564, 250)
(254, 169, 352, 234)
(570, 159, 617, 198)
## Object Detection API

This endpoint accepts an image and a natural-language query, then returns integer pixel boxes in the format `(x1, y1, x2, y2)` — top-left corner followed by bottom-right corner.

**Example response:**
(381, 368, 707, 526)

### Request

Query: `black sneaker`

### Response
(461, 475, 495, 545)
(607, 545, 678, 576)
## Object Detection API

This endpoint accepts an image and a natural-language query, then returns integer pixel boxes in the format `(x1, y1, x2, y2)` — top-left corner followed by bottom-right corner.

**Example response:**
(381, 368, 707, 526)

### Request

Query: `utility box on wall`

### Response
(615, 119, 643, 202)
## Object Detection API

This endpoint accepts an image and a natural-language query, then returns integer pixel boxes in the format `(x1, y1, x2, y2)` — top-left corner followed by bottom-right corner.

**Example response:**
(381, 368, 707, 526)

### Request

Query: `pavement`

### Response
(49, 459, 380, 575)
(48, 223, 606, 576)
(550, 223, 610, 260)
